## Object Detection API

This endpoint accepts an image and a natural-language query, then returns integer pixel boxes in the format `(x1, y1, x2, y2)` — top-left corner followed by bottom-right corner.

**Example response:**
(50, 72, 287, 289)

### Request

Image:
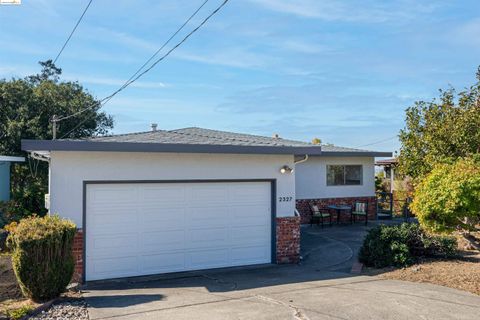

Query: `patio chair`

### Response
(309, 203, 332, 227)
(351, 201, 369, 225)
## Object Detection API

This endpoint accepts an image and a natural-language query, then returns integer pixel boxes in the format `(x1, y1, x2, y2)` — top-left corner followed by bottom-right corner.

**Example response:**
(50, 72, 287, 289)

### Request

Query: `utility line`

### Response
(58, 0, 213, 139)
(101, 0, 210, 106)
(53, 0, 93, 64)
(55, 0, 229, 125)
(355, 135, 397, 148)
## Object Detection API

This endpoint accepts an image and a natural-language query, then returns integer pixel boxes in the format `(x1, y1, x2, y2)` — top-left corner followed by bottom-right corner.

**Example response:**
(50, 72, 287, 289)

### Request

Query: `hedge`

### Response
(7, 215, 76, 302)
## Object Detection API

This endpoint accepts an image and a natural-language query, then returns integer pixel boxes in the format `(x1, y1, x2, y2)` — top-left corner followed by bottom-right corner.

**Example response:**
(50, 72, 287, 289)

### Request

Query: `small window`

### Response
(327, 165, 362, 186)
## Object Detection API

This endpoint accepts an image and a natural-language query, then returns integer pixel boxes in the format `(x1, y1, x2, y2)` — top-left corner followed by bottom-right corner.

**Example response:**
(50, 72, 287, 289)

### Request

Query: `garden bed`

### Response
(0, 254, 38, 319)
(364, 250, 480, 296)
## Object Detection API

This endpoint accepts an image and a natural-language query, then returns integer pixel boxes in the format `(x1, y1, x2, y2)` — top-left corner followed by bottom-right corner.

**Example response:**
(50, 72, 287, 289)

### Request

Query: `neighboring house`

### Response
(295, 147, 391, 224)
(0, 156, 25, 202)
(375, 157, 399, 193)
(22, 127, 391, 282)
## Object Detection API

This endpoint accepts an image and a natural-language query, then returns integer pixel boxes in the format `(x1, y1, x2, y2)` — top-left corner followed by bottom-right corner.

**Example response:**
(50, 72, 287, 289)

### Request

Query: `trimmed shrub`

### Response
(7, 215, 76, 302)
(359, 223, 457, 268)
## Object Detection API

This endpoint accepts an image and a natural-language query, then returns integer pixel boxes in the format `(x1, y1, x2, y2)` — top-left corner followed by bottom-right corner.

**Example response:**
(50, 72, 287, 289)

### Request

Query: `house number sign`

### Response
(279, 196, 293, 202)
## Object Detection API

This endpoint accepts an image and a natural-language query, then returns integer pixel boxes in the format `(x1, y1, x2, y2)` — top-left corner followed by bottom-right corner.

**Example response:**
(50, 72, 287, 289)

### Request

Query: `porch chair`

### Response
(351, 201, 369, 225)
(309, 202, 332, 227)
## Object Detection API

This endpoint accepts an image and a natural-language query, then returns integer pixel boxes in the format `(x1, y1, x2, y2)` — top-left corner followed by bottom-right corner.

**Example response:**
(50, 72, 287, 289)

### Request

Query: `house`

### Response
(295, 146, 391, 223)
(22, 127, 391, 282)
(0, 156, 25, 202)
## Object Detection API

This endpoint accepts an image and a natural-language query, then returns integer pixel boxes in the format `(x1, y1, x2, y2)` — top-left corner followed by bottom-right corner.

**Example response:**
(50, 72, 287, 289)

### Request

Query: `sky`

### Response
(1, 0, 480, 153)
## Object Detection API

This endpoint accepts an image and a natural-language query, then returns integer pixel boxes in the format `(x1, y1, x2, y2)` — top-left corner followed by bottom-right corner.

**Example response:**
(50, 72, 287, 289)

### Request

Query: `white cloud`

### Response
(249, 0, 440, 23)
(174, 47, 274, 69)
(63, 74, 168, 89)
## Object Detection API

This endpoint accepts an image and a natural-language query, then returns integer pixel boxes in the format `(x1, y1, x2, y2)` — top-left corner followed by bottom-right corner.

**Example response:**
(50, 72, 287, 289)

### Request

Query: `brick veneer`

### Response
(72, 229, 83, 283)
(296, 196, 377, 224)
(276, 216, 301, 264)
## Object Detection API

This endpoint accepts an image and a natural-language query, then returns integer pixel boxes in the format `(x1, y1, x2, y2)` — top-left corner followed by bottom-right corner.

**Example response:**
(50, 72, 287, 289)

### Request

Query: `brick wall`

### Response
(72, 229, 83, 283)
(296, 196, 376, 224)
(276, 216, 300, 264)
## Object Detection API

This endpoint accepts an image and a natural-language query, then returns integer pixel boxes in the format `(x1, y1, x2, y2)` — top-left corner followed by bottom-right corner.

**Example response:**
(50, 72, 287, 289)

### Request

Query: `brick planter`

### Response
(296, 197, 377, 224)
(276, 216, 301, 264)
(72, 229, 83, 283)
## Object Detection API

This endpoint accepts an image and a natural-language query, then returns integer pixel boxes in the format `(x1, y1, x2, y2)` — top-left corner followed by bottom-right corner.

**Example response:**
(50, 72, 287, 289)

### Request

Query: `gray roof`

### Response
(21, 127, 392, 157)
(88, 127, 312, 147)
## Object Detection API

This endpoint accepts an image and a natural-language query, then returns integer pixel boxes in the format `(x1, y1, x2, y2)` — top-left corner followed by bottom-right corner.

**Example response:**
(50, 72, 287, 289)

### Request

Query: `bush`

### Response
(7, 215, 76, 302)
(359, 223, 457, 268)
(411, 157, 480, 233)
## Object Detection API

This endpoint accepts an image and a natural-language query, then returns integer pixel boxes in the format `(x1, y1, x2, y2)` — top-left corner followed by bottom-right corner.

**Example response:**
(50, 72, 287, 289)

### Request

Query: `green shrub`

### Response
(359, 223, 457, 268)
(411, 157, 480, 233)
(7, 215, 76, 302)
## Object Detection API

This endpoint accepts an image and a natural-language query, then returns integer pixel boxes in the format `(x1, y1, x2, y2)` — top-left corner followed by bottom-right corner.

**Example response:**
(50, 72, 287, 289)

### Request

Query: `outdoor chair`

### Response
(309, 202, 332, 227)
(351, 201, 369, 225)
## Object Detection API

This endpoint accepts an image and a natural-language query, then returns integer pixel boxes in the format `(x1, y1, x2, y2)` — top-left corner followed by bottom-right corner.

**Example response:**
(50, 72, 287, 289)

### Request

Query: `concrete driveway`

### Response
(83, 223, 480, 320)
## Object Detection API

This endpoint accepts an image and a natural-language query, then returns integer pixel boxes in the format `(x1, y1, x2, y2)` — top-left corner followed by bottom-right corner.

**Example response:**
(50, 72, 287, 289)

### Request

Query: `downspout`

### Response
(294, 154, 309, 165)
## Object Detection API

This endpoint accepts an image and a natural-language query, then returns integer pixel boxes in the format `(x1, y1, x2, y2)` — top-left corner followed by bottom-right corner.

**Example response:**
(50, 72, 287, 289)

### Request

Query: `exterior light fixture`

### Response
(280, 165, 293, 174)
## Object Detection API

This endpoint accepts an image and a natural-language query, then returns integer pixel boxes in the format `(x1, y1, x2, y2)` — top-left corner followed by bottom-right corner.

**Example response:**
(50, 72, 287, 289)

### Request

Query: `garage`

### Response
(23, 127, 318, 282)
(85, 181, 273, 281)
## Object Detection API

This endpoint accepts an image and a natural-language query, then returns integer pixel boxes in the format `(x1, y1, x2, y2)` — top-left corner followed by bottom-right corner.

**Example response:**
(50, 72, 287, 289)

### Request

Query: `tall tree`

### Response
(0, 60, 113, 217)
(398, 67, 480, 179)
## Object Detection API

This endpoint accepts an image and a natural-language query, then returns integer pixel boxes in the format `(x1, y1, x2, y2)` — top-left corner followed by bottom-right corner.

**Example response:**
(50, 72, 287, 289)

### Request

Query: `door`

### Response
(85, 181, 272, 281)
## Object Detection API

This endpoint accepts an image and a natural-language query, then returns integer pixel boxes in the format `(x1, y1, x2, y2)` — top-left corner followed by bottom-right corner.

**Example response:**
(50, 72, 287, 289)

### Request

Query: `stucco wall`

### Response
(49, 151, 296, 227)
(295, 156, 375, 199)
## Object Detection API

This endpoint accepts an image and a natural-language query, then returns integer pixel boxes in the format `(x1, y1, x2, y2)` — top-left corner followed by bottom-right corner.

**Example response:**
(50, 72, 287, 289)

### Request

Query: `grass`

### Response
(5, 303, 35, 320)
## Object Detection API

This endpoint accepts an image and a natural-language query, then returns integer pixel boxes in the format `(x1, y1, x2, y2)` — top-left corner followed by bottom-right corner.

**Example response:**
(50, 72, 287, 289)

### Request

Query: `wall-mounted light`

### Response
(280, 165, 293, 174)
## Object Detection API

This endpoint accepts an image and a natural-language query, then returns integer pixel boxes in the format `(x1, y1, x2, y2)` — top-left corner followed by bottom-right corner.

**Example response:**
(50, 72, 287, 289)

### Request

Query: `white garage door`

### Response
(85, 181, 272, 281)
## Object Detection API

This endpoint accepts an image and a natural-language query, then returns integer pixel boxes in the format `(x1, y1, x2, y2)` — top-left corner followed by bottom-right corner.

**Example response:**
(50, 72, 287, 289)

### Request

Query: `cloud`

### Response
(63, 74, 168, 89)
(173, 47, 275, 69)
(217, 83, 416, 115)
(248, 0, 440, 23)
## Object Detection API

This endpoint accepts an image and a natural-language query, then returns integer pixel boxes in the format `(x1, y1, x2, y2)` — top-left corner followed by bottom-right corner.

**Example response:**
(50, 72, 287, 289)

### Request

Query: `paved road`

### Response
(84, 223, 480, 320)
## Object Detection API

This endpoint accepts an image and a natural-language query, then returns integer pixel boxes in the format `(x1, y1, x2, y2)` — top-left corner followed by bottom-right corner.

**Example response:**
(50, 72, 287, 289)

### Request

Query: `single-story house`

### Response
(22, 127, 391, 282)
(0, 156, 25, 202)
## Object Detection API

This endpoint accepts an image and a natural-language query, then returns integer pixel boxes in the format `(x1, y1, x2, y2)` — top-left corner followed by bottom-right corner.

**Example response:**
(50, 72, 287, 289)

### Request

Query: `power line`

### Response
(101, 0, 210, 106)
(56, 0, 229, 125)
(53, 0, 94, 64)
(355, 135, 397, 148)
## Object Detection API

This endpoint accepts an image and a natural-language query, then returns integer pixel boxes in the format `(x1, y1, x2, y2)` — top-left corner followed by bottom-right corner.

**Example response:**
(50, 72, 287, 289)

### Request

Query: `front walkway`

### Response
(83, 220, 480, 320)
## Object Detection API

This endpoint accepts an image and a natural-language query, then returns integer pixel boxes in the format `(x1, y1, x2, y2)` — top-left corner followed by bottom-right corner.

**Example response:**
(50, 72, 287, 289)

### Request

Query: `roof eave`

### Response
(315, 151, 393, 157)
(21, 140, 323, 156)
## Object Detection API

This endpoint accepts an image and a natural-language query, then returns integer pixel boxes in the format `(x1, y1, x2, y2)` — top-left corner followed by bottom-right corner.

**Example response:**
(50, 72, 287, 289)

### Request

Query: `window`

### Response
(327, 165, 362, 186)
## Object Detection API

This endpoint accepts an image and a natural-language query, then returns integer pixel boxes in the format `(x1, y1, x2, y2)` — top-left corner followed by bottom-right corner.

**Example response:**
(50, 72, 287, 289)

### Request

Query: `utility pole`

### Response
(51, 115, 58, 140)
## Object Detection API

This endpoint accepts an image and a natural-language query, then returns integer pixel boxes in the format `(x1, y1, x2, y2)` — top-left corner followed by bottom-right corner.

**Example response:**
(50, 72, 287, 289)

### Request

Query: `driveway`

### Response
(83, 222, 480, 320)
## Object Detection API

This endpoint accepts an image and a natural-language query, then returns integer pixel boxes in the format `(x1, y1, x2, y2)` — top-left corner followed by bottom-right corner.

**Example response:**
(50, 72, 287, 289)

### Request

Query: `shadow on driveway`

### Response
(82, 219, 480, 320)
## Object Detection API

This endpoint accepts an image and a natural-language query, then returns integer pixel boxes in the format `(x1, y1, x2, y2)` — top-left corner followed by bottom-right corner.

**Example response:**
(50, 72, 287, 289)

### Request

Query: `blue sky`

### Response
(1, 0, 480, 152)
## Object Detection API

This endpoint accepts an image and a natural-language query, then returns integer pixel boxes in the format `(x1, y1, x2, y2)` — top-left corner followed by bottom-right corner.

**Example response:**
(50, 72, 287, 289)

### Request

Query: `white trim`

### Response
(0, 156, 25, 162)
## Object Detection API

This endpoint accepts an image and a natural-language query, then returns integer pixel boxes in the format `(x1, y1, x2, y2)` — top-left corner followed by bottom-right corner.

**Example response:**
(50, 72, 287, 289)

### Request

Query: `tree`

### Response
(398, 67, 480, 179)
(411, 157, 480, 247)
(311, 137, 322, 145)
(0, 60, 113, 217)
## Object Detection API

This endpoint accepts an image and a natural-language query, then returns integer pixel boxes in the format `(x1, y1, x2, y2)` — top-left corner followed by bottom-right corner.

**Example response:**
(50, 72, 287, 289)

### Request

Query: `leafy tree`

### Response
(311, 137, 322, 145)
(0, 60, 113, 217)
(398, 67, 480, 179)
(411, 157, 480, 244)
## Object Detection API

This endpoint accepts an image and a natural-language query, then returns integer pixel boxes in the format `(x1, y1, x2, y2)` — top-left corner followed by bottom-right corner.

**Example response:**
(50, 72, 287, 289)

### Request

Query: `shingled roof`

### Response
(21, 127, 392, 157)
(88, 127, 312, 148)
